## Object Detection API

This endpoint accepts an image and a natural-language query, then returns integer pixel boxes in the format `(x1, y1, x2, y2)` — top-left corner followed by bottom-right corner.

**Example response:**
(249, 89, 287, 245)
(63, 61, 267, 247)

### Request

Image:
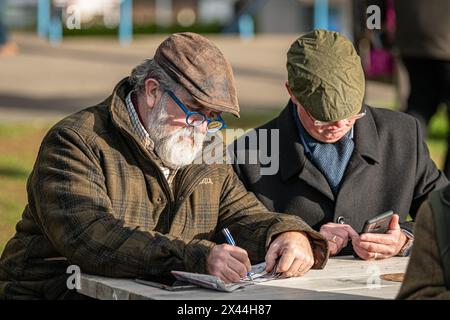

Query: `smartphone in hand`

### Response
(361, 210, 394, 234)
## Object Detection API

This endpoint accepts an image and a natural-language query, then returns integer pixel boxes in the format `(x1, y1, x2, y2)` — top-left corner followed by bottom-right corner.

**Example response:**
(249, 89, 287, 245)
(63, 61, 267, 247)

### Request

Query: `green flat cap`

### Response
(155, 32, 240, 117)
(287, 29, 365, 122)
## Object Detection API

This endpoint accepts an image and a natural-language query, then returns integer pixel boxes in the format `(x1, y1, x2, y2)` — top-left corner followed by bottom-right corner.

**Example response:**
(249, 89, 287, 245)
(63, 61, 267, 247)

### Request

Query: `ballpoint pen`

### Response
(222, 227, 253, 281)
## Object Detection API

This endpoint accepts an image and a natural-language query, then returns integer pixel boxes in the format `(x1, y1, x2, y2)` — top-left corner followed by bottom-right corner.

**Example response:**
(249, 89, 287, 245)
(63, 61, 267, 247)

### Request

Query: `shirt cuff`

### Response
(397, 229, 414, 257)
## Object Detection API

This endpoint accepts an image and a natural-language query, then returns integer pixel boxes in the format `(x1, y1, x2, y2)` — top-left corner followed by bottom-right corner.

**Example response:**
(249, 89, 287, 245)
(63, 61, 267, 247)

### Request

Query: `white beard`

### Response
(146, 94, 206, 169)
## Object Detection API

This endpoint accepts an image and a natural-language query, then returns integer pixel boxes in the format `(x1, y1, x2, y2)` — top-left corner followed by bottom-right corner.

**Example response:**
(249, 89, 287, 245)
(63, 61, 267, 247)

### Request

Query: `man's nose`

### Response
(333, 120, 347, 128)
(198, 121, 208, 134)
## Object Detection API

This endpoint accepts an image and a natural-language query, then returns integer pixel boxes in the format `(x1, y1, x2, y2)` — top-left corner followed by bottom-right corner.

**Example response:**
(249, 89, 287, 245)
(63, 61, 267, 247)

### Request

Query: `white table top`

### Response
(77, 256, 409, 300)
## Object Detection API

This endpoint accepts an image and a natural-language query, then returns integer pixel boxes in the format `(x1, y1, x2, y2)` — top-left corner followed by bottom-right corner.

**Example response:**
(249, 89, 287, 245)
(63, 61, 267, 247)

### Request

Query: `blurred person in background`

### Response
(397, 184, 450, 299)
(395, 0, 450, 178)
(0, 0, 18, 57)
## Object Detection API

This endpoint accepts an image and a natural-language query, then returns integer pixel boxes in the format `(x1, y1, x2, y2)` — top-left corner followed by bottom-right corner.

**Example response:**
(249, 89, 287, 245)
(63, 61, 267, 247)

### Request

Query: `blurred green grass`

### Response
(63, 23, 223, 37)
(0, 106, 448, 253)
(428, 105, 449, 140)
(0, 122, 53, 253)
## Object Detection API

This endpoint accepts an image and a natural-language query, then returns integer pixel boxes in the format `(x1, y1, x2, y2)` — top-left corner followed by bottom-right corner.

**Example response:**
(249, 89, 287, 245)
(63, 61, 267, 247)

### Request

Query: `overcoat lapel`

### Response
(277, 101, 335, 201)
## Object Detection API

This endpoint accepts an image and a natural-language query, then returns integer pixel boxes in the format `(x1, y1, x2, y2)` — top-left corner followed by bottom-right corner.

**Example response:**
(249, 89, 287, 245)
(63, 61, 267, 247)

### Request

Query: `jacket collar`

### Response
(109, 77, 144, 146)
(352, 107, 381, 165)
(278, 100, 307, 181)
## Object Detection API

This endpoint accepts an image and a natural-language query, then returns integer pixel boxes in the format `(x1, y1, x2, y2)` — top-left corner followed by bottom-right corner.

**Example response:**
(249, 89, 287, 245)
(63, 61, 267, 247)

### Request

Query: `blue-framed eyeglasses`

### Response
(166, 90, 227, 133)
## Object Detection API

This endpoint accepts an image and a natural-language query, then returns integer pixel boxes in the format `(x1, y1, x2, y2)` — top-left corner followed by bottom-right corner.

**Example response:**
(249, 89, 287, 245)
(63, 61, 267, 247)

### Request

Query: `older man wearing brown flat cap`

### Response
(0, 33, 328, 300)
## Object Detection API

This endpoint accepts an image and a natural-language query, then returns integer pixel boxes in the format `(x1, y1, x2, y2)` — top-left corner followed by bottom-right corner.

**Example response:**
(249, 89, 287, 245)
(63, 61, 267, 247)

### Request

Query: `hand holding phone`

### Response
(354, 212, 408, 260)
(361, 210, 394, 234)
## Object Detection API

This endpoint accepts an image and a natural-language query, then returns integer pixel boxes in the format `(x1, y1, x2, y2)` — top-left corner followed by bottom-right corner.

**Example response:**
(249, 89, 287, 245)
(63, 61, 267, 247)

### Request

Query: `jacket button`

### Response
(156, 197, 162, 203)
(179, 196, 184, 201)
(337, 216, 346, 224)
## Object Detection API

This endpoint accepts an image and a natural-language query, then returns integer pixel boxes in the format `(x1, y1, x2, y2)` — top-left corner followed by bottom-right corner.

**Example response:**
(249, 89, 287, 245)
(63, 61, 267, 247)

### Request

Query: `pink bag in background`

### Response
(363, 0, 396, 79)
(365, 48, 395, 78)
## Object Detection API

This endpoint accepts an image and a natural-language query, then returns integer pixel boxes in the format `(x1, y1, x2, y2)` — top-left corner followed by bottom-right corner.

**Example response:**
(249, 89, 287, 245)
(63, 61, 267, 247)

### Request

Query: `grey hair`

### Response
(129, 59, 180, 95)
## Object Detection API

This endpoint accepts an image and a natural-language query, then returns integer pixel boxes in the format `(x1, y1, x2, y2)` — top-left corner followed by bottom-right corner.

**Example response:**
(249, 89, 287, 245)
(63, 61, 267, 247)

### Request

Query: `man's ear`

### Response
(144, 78, 161, 109)
(285, 81, 298, 104)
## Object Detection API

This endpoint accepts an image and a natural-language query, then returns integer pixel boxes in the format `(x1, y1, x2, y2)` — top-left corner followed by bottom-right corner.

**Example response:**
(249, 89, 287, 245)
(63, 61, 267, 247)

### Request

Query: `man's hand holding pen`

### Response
(207, 229, 315, 283)
(206, 243, 252, 284)
(206, 228, 253, 284)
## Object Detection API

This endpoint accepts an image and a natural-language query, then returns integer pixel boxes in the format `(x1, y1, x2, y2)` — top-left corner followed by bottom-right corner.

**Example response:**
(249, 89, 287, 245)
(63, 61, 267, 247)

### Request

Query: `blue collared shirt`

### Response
(292, 102, 355, 194)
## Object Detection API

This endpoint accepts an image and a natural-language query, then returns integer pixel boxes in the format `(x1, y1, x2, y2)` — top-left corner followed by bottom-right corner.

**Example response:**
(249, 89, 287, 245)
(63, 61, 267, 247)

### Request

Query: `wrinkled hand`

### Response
(206, 244, 252, 283)
(320, 223, 359, 256)
(352, 214, 407, 260)
(265, 231, 314, 278)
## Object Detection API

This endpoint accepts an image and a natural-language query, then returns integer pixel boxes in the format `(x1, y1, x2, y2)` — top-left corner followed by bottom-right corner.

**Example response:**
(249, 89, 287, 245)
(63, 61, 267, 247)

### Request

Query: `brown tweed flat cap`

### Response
(154, 32, 240, 117)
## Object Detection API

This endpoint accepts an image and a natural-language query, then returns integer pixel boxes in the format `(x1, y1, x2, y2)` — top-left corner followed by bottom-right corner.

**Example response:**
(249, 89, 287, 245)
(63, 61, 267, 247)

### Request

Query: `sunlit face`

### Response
(143, 92, 200, 169)
(296, 103, 356, 143)
(143, 89, 223, 169)
(284, 82, 360, 143)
